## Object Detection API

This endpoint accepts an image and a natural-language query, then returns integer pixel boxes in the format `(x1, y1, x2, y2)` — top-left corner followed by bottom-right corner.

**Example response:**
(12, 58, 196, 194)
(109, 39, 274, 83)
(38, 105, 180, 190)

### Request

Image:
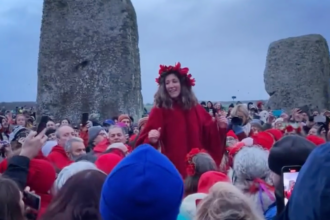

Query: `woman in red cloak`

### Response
(136, 62, 227, 178)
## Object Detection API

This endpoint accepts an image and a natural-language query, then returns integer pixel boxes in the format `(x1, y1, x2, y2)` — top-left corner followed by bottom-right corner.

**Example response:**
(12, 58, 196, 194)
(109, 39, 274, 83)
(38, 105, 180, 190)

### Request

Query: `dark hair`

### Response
(61, 118, 71, 125)
(112, 116, 118, 121)
(41, 170, 106, 220)
(75, 154, 97, 163)
(0, 177, 25, 220)
(154, 72, 198, 110)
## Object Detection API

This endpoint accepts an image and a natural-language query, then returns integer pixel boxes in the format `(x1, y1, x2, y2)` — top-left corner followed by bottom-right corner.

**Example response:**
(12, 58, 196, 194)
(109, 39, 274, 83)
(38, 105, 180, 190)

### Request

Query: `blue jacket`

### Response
(277, 142, 330, 220)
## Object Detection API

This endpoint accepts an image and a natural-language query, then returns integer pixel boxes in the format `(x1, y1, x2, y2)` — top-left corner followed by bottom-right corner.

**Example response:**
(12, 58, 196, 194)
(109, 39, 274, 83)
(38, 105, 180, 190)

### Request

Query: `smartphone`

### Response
(81, 113, 89, 127)
(23, 191, 41, 210)
(281, 165, 301, 205)
(314, 115, 326, 124)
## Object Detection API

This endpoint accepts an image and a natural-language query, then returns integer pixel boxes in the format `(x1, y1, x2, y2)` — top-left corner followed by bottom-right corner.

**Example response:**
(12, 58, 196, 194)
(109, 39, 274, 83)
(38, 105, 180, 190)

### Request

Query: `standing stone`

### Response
(37, 0, 143, 122)
(264, 34, 330, 112)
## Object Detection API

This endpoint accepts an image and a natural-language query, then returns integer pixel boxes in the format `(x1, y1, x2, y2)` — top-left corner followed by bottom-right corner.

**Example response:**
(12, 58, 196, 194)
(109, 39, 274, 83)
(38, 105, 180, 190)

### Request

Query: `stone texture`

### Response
(37, 0, 143, 122)
(264, 34, 330, 112)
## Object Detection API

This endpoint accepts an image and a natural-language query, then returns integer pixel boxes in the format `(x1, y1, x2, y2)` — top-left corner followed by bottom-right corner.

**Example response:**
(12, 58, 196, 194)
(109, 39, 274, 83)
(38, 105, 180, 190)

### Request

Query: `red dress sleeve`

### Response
(135, 107, 163, 149)
(198, 105, 226, 165)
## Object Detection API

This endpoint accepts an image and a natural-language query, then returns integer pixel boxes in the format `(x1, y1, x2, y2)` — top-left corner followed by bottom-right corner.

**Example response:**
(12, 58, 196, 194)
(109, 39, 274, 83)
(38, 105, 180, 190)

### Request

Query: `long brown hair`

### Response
(154, 72, 198, 110)
(0, 177, 25, 220)
(41, 170, 106, 220)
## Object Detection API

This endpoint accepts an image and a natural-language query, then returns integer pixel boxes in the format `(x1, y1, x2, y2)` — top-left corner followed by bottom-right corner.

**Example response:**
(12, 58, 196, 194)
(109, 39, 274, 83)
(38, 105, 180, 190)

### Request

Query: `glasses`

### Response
(99, 131, 108, 137)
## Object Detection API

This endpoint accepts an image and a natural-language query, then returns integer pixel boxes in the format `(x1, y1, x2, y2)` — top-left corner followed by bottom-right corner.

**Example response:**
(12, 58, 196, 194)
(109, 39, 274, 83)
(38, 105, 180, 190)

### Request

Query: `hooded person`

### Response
(99, 144, 184, 220)
(226, 130, 238, 147)
(276, 142, 330, 220)
(230, 140, 275, 218)
(267, 135, 316, 218)
(180, 171, 230, 220)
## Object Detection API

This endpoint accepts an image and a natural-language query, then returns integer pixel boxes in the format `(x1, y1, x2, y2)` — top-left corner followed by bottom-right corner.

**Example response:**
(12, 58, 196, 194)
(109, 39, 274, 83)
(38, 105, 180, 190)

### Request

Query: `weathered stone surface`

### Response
(264, 34, 330, 112)
(37, 0, 143, 122)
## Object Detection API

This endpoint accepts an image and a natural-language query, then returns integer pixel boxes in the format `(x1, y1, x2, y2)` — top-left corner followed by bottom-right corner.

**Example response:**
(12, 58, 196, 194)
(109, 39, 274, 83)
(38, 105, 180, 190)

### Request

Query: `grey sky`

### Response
(1, 0, 329, 103)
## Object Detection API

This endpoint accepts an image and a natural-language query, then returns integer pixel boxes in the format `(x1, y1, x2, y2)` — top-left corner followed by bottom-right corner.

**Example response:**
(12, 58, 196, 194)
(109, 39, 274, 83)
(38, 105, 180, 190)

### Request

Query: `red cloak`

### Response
(136, 103, 226, 178)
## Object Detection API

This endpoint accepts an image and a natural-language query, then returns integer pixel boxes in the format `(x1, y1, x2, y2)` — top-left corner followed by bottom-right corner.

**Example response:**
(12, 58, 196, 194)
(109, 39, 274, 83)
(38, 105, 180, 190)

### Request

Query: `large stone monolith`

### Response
(37, 0, 143, 122)
(264, 34, 330, 112)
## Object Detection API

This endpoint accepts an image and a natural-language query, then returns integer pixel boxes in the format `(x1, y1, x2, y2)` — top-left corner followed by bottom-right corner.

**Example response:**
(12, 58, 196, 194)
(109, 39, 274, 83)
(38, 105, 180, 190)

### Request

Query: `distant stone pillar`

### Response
(37, 0, 143, 122)
(264, 34, 330, 112)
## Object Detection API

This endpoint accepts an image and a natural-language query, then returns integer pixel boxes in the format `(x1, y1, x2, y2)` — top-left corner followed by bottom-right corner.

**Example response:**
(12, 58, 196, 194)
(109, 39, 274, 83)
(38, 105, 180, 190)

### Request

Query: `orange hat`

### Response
(265, 129, 283, 141)
(252, 131, 275, 150)
(306, 135, 326, 146)
(227, 130, 238, 140)
(197, 171, 230, 194)
(118, 114, 130, 123)
(95, 153, 123, 175)
(138, 117, 149, 129)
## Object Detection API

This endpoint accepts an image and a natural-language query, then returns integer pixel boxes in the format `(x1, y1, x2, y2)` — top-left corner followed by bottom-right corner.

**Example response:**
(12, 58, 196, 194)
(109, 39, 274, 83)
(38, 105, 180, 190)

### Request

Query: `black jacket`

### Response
(3, 155, 30, 190)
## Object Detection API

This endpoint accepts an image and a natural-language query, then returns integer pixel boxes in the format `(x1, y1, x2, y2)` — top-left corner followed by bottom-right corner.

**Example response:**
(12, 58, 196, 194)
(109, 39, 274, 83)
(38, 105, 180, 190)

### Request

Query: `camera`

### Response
(231, 117, 243, 126)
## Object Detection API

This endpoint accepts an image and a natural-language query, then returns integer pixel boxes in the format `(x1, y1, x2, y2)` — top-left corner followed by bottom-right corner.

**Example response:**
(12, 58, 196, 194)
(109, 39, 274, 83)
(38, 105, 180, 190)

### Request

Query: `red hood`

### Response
(50, 145, 67, 155)
(93, 139, 110, 153)
(47, 145, 72, 170)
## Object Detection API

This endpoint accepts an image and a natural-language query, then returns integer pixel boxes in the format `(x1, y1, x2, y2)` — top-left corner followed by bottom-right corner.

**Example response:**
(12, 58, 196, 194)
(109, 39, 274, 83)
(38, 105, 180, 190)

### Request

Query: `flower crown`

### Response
(155, 62, 196, 87)
(185, 148, 207, 176)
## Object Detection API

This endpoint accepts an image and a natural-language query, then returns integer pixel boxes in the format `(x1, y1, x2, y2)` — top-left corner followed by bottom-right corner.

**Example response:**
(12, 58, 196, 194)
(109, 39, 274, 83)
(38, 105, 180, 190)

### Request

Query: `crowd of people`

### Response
(0, 62, 329, 220)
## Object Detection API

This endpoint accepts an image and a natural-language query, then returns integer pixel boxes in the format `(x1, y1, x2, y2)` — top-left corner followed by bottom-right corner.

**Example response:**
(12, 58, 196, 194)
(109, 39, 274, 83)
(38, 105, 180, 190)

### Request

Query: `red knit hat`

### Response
(252, 131, 275, 150)
(306, 135, 326, 146)
(27, 159, 56, 194)
(265, 129, 283, 141)
(227, 130, 238, 140)
(95, 153, 123, 175)
(197, 171, 230, 194)
(27, 159, 56, 220)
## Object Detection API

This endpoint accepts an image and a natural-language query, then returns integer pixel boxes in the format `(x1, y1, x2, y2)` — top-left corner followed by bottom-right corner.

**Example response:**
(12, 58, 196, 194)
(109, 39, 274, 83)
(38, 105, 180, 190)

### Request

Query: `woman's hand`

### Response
(216, 114, 228, 129)
(148, 128, 161, 144)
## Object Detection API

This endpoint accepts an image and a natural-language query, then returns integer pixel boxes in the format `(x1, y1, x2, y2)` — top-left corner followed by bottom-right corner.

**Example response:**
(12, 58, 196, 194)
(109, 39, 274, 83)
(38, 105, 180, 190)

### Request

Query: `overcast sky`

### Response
(1, 0, 329, 103)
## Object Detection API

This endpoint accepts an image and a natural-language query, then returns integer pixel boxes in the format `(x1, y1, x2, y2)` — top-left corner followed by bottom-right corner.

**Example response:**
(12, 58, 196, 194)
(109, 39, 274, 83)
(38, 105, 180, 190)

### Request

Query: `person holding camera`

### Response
(228, 104, 253, 140)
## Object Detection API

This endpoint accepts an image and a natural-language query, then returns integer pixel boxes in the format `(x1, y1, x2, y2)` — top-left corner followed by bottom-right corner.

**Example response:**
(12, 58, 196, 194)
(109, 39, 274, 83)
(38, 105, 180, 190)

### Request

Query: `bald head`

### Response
(56, 125, 75, 147)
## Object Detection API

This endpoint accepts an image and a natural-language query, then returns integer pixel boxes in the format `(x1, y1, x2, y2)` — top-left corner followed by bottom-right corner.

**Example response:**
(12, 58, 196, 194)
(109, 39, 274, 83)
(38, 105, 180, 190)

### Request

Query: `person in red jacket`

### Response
(47, 125, 75, 170)
(135, 62, 227, 178)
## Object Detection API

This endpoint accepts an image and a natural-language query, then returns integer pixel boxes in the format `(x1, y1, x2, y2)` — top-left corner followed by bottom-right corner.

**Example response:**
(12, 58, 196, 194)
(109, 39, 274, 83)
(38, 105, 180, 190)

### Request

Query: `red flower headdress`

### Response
(155, 62, 196, 87)
(185, 148, 207, 176)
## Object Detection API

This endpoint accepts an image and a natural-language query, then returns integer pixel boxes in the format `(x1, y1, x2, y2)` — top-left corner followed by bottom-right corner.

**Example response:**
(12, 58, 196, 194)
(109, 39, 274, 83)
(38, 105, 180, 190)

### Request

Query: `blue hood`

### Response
(278, 142, 330, 220)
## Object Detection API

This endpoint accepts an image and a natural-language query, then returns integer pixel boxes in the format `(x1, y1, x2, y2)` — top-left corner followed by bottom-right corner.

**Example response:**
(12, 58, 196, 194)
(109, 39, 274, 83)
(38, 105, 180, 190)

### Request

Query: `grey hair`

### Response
(109, 125, 127, 134)
(184, 153, 217, 195)
(54, 161, 98, 193)
(196, 182, 264, 220)
(64, 137, 83, 152)
(232, 145, 274, 215)
(55, 125, 73, 139)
